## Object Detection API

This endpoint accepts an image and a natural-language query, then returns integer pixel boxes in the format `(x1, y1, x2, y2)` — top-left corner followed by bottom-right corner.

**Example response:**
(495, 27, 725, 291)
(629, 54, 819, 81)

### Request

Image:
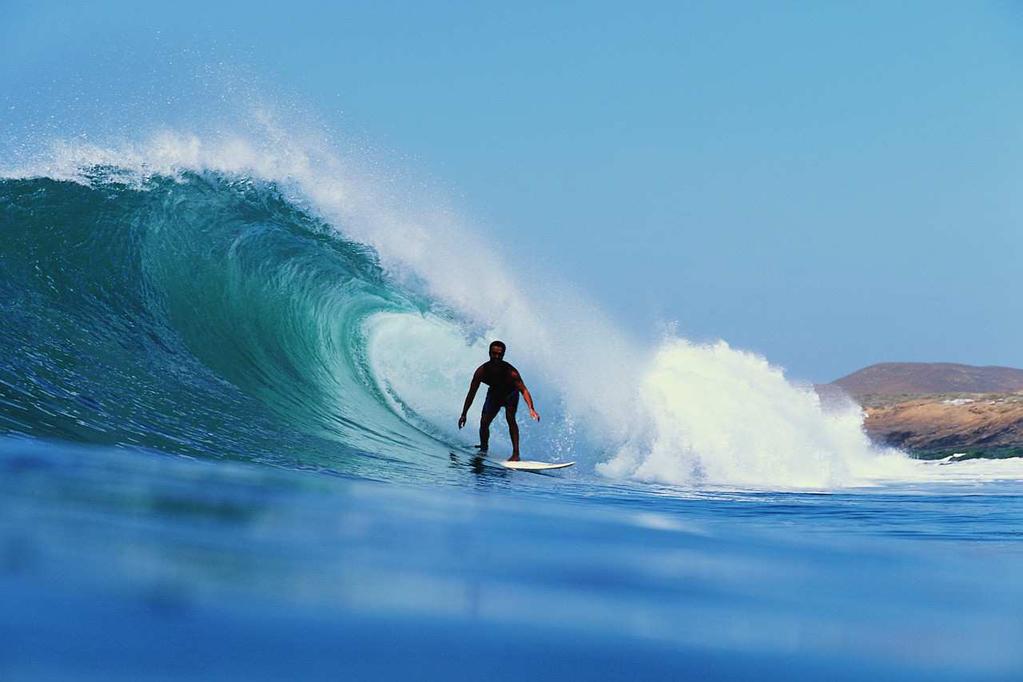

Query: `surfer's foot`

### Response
(507, 454, 520, 462)
(475, 444, 488, 454)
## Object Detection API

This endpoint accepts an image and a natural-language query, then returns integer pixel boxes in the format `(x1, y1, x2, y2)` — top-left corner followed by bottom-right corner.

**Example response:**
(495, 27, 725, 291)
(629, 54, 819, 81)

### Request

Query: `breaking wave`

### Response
(2, 131, 1015, 488)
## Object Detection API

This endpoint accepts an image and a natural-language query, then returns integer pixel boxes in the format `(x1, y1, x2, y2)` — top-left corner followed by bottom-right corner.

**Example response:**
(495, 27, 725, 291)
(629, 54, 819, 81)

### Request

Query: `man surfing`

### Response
(458, 340, 539, 461)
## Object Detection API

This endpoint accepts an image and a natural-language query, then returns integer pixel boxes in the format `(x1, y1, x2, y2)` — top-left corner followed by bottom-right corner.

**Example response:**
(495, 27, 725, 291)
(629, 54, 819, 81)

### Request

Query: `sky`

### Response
(3, 1, 1023, 382)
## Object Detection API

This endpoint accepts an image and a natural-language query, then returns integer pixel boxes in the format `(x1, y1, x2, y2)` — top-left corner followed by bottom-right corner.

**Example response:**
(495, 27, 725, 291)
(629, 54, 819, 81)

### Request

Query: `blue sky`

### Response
(4, 1, 1023, 381)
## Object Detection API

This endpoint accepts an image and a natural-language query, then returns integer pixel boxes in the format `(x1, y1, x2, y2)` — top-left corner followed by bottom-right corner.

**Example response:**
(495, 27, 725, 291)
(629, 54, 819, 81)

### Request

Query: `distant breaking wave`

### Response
(1, 131, 1017, 488)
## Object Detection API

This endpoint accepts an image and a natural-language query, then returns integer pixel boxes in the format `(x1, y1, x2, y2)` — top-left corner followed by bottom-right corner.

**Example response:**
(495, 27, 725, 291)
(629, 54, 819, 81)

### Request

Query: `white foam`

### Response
(597, 338, 921, 488)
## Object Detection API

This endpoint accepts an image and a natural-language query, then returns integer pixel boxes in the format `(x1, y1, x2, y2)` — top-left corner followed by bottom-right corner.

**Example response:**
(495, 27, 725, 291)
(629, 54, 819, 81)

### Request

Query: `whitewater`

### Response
(2, 126, 1023, 680)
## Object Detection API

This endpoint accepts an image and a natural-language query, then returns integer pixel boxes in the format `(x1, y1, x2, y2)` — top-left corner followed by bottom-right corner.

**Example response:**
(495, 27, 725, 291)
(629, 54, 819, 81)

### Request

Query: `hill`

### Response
(831, 362, 1023, 396)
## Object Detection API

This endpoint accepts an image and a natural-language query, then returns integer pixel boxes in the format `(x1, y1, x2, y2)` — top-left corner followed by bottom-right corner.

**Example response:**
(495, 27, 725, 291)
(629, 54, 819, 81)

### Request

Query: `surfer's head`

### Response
(489, 340, 506, 360)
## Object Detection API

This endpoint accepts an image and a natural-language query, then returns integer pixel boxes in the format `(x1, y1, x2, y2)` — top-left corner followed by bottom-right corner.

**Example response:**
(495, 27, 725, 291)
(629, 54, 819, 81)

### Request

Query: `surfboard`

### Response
(499, 460, 575, 471)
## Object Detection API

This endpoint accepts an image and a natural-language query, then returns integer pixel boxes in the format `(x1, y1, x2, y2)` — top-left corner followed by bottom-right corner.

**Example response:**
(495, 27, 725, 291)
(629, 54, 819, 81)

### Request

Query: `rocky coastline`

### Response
(820, 363, 1023, 460)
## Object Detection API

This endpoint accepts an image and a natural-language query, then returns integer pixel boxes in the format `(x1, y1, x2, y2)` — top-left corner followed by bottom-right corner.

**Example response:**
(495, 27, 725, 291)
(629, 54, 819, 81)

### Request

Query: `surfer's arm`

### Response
(458, 367, 483, 429)
(512, 371, 540, 422)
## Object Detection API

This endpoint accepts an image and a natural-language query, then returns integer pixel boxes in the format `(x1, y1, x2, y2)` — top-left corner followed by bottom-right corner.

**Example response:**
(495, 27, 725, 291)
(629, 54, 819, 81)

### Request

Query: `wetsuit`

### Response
(478, 359, 521, 416)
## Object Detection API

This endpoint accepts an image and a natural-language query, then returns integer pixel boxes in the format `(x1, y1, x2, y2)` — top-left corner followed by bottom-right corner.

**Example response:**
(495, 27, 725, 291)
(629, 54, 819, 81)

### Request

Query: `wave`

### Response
(0, 169, 486, 484)
(2, 132, 1019, 489)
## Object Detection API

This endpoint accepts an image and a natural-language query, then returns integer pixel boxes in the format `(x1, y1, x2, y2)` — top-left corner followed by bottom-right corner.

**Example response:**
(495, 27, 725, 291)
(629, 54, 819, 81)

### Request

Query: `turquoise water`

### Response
(1, 169, 1022, 680)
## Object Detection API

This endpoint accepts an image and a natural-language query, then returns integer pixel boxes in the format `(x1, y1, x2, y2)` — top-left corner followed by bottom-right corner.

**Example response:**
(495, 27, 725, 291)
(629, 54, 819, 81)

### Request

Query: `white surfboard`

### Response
(499, 460, 575, 471)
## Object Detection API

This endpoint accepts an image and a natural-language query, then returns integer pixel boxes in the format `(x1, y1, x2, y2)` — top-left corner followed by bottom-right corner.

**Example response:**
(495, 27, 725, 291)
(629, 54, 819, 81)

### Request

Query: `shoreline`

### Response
(853, 392, 1023, 459)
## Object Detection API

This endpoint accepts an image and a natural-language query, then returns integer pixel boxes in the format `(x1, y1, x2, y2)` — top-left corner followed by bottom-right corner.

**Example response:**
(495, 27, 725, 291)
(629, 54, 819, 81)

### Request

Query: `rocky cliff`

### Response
(821, 363, 1023, 458)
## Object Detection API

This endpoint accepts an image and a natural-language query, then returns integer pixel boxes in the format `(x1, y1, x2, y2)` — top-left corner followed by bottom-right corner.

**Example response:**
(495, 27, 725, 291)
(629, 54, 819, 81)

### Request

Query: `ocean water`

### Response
(1, 139, 1022, 680)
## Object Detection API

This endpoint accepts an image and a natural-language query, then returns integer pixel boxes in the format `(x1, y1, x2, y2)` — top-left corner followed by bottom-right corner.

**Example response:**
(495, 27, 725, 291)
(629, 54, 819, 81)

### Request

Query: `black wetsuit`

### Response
(479, 359, 521, 416)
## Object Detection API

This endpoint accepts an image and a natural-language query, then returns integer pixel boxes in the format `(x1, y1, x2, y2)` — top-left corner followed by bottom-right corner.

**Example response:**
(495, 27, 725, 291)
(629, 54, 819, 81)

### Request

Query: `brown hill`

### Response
(831, 363, 1023, 396)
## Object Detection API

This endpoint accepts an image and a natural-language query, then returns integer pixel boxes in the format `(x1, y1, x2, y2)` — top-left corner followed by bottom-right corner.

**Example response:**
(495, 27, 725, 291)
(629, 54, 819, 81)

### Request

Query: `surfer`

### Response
(458, 341, 540, 461)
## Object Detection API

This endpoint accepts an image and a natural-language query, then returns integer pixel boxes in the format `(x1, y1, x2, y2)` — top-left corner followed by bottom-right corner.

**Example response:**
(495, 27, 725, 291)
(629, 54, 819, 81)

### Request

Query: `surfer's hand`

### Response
(529, 409, 540, 422)
(458, 413, 466, 429)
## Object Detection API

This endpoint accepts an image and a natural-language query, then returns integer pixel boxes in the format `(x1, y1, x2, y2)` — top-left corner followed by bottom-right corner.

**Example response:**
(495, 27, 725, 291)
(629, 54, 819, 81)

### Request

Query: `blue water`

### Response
(1, 169, 1022, 680)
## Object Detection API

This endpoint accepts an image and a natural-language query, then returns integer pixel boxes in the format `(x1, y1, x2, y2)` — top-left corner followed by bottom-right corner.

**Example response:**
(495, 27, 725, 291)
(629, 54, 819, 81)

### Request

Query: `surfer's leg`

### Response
(479, 410, 497, 453)
(478, 389, 501, 453)
(505, 394, 520, 461)
(505, 414, 520, 461)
